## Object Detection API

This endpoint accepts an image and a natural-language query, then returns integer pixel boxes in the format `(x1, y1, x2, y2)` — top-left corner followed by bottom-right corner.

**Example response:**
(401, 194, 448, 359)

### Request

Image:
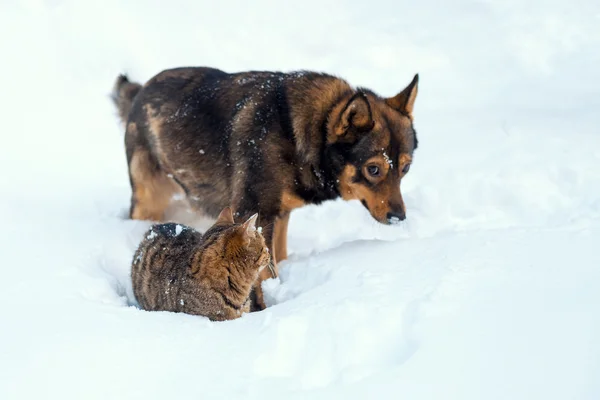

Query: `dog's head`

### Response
(328, 74, 419, 225)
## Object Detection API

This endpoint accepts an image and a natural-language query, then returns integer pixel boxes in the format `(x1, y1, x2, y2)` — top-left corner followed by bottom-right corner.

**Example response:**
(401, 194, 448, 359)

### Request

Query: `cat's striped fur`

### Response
(131, 207, 270, 321)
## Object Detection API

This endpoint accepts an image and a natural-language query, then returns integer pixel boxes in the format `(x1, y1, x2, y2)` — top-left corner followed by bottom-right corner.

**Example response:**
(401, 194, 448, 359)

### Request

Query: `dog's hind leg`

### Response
(128, 147, 181, 221)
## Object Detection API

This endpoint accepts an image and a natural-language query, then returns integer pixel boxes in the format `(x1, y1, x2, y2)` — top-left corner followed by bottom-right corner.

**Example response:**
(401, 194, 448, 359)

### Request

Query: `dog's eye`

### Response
(402, 164, 411, 174)
(367, 165, 380, 177)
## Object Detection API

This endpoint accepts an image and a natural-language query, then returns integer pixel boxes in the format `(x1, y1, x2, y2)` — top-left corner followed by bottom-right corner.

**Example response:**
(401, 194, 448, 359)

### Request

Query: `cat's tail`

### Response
(111, 74, 142, 126)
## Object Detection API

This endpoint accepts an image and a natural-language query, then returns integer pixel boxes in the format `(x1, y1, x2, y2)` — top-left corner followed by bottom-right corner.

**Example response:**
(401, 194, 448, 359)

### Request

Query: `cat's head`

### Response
(203, 207, 271, 271)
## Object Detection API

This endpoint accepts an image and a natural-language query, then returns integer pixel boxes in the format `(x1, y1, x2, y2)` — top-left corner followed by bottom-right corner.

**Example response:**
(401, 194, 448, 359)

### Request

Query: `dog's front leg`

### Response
(250, 216, 277, 311)
(250, 213, 289, 311)
(273, 213, 290, 263)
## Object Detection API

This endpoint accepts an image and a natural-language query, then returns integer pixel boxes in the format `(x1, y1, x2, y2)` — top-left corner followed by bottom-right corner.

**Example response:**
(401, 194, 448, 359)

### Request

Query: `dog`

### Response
(112, 67, 419, 309)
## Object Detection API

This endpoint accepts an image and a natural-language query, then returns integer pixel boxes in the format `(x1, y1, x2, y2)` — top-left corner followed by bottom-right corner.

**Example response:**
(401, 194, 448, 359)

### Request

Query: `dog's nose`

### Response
(387, 211, 406, 224)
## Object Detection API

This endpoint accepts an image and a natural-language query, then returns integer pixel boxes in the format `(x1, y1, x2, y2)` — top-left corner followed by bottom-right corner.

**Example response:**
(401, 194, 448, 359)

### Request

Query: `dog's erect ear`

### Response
(386, 74, 419, 116)
(334, 93, 374, 136)
(216, 206, 235, 224)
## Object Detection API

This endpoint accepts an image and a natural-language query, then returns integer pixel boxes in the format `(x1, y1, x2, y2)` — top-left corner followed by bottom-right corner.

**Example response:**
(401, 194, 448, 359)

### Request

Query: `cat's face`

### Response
(203, 207, 271, 271)
(246, 229, 270, 272)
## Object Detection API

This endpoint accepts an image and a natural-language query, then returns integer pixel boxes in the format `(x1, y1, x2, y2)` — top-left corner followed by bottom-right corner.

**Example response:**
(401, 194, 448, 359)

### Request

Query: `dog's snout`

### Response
(386, 211, 406, 224)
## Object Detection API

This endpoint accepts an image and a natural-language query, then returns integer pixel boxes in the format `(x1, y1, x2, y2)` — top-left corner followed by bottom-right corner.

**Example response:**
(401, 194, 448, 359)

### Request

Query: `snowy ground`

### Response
(1, 1, 600, 399)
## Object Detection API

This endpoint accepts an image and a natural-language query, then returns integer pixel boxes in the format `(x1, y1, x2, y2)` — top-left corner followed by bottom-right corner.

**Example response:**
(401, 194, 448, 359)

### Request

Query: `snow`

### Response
(387, 215, 401, 224)
(175, 224, 183, 236)
(1, 1, 599, 400)
(382, 150, 393, 168)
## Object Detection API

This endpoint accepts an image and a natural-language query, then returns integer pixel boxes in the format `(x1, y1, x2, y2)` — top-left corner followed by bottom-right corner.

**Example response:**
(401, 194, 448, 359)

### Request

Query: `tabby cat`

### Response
(131, 207, 271, 321)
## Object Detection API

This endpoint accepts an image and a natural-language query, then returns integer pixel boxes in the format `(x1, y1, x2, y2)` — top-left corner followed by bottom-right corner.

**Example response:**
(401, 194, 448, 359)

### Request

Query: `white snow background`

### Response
(1, 1, 599, 399)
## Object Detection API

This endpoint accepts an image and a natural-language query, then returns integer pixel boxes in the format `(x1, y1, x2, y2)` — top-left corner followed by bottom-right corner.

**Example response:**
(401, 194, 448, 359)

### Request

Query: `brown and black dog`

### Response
(112, 67, 419, 309)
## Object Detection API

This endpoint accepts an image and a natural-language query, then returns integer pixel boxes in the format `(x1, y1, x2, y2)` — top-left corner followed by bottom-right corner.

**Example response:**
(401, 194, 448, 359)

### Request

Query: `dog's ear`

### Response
(216, 206, 235, 225)
(386, 74, 418, 116)
(334, 93, 374, 136)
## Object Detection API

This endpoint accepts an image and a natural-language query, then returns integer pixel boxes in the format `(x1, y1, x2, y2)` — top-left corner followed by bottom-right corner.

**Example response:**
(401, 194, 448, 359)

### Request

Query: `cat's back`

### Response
(146, 222, 200, 246)
(134, 223, 201, 267)
(131, 223, 201, 310)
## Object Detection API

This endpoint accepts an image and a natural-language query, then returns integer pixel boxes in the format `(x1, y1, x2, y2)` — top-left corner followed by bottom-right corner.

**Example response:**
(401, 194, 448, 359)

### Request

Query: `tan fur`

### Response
(273, 213, 290, 262)
(333, 95, 374, 137)
(385, 74, 419, 117)
(339, 164, 405, 223)
(129, 149, 183, 221)
(398, 154, 413, 172)
(144, 104, 164, 139)
(280, 190, 306, 214)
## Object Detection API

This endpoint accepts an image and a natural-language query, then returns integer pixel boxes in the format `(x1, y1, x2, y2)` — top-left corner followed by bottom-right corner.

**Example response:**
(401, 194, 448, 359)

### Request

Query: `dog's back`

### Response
(112, 67, 351, 219)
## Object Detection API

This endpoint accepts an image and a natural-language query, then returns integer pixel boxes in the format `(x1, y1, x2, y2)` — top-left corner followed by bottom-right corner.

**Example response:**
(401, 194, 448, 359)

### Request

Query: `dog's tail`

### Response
(111, 74, 142, 125)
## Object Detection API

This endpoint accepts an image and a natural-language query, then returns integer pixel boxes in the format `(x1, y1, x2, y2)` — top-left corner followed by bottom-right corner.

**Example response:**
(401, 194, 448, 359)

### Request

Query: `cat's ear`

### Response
(240, 213, 259, 240)
(216, 207, 235, 225)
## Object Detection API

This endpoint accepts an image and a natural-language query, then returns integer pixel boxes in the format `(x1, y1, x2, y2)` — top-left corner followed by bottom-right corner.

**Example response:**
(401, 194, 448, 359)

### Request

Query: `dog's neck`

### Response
(290, 150, 342, 205)
(282, 73, 358, 205)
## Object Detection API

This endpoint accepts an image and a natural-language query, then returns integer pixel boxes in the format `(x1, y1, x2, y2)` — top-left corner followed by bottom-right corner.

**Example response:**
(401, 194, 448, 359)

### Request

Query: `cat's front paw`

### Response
(249, 288, 267, 312)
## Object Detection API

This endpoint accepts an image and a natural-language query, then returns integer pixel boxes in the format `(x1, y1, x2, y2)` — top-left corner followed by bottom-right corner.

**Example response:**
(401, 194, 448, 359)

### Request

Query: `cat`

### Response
(131, 207, 271, 321)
